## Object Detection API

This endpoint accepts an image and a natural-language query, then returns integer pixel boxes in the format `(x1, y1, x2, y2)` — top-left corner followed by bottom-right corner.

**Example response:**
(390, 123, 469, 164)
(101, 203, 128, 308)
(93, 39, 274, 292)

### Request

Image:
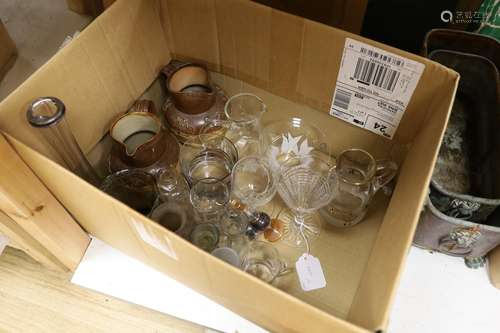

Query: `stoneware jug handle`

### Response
(372, 159, 398, 193)
(160, 59, 189, 80)
(130, 99, 156, 114)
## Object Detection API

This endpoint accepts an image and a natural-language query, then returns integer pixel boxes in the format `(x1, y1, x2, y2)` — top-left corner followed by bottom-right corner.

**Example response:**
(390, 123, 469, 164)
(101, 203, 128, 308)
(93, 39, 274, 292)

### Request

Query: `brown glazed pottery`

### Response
(163, 60, 216, 114)
(109, 101, 179, 175)
(129, 99, 157, 114)
(161, 60, 227, 142)
(100, 169, 158, 215)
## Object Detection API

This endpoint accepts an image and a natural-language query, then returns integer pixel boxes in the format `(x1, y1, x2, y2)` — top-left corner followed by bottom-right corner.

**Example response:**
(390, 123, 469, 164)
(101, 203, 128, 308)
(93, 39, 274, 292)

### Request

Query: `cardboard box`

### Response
(0, 19, 17, 83)
(66, 0, 115, 16)
(0, 0, 458, 332)
(488, 245, 500, 289)
(252, 0, 368, 34)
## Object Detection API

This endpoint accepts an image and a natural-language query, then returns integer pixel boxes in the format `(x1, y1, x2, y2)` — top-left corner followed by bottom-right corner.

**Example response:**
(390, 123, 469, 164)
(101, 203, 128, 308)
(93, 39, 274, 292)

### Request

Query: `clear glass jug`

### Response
(320, 149, 398, 227)
(224, 93, 266, 158)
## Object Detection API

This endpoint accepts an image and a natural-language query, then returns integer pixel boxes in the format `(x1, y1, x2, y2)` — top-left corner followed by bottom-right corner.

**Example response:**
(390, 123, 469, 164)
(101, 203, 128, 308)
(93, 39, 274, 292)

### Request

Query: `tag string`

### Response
(297, 219, 311, 254)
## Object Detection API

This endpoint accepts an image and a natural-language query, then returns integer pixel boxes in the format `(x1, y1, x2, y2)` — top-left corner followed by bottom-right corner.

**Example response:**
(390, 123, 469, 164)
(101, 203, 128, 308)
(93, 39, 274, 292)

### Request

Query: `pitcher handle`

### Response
(269, 261, 294, 284)
(129, 99, 156, 114)
(160, 59, 190, 80)
(372, 159, 398, 192)
(278, 262, 294, 277)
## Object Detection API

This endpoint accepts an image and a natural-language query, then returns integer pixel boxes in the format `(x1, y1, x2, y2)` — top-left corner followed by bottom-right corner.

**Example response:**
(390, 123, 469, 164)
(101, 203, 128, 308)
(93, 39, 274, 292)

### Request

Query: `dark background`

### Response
(254, 0, 480, 54)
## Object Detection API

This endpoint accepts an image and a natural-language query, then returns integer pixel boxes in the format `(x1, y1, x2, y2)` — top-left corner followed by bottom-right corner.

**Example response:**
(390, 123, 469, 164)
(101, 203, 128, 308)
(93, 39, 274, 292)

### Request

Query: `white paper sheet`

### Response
(71, 237, 267, 333)
(388, 247, 500, 333)
(72, 238, 500, 333)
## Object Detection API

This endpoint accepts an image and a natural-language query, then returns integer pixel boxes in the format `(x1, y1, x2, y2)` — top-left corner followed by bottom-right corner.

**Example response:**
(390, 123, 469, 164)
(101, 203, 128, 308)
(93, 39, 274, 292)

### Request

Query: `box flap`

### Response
(0, 0, 460, 332)
(161, 0, 457, 145)
(348, 72, 459, 330)
(0, 0, 170, 163)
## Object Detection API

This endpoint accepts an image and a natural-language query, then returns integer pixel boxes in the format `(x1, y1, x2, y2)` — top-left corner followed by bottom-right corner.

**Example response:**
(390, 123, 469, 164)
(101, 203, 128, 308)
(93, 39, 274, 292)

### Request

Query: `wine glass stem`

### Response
(294, 212, 311, 253)
(294, 213, 306, 227)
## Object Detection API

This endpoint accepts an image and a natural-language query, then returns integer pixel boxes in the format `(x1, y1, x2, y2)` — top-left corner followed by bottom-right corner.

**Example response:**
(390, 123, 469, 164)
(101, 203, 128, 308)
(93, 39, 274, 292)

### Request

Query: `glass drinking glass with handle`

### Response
(240, 241, 292, 284)
(320, 149, 398, 227)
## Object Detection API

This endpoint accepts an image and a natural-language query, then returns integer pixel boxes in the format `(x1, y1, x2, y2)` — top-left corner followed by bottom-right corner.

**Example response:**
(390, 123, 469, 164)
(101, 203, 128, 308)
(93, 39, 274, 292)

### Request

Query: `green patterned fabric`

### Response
(476, 0, 500, 40)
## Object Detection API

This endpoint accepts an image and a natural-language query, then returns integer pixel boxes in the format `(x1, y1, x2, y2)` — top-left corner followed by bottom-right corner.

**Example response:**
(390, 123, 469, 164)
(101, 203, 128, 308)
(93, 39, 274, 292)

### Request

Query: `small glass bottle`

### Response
(26, 97, 99, 185)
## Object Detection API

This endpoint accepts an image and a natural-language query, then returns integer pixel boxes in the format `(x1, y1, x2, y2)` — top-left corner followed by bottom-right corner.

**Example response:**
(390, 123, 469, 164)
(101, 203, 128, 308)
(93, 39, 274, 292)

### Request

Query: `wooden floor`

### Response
(0, 246, 211, 333)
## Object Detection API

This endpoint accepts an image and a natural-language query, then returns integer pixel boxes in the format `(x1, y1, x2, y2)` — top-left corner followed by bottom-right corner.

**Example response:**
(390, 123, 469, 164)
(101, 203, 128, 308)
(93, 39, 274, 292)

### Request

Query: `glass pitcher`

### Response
(224, 93, 266, 158)
(320, 149, 398, 227)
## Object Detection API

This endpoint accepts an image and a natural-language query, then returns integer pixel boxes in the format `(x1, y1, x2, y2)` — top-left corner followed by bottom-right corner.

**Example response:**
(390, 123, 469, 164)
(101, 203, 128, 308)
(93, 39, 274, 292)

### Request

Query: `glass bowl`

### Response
(260, 117, 331, 173)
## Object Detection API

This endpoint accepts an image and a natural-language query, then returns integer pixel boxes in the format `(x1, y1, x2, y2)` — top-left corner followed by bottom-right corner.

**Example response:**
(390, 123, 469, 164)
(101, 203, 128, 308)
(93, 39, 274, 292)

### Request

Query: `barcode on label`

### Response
(360, 47, 403, 66)
(353, 58, 400, 92)
(333, 89, 351, 110)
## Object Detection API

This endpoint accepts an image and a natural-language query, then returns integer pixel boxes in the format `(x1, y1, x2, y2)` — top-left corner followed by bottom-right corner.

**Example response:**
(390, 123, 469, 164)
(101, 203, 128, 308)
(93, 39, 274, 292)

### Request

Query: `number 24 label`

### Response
(373, 122, 387, 133)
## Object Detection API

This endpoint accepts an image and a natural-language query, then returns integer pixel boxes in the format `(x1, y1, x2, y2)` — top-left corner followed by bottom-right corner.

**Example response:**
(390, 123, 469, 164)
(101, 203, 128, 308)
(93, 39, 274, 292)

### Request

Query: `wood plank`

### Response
(0, 246, 210, 333)
(0, 134, 90, 271)
(0, 210, 67, 271)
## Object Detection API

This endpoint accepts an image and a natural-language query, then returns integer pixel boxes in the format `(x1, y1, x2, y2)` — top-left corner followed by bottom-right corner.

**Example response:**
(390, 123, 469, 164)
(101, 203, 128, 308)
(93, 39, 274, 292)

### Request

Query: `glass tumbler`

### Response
(100, 169, 157, 215)
(218, 208, 250, 254)
(149, 201, 193, 239)
(190, 178, 230, 223)
(179, 136, 238, 185)
(211, 247, 241, 267)
(26, 96, 99, 185)
(190, 223, 220, 252)
(224, 93, 266, 158)
(240, 241, 290, 283)
(320, 149, 398, 227)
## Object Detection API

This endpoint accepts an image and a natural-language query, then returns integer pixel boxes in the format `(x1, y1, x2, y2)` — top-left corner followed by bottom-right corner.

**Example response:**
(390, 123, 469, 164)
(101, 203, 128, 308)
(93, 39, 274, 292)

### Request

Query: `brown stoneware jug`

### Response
(162, 60, 227, 143)
(109, 100, 179, 175)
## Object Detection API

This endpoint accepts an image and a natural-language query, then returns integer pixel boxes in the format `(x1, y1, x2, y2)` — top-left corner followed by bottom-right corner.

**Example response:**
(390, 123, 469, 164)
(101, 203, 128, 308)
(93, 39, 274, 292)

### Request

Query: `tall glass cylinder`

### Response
(26, 97, 99, 185)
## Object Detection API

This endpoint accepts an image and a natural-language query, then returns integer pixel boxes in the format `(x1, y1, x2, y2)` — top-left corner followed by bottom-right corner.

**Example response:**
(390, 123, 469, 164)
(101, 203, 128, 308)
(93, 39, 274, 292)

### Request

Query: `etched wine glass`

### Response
(262, 117, 333, 247)
(276, 152, 335, 248)
(261, 117, 330, 174)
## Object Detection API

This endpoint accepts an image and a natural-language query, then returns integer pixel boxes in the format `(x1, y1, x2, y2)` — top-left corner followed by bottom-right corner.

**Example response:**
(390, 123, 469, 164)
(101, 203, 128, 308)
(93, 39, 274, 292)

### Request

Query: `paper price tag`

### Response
(295, 253, 326, 291)
(330, 38, 425, 139)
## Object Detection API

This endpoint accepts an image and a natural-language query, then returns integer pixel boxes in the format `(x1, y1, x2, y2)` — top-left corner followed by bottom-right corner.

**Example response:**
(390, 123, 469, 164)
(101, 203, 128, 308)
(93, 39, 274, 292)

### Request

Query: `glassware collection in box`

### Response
(25, 61, 398, 285)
